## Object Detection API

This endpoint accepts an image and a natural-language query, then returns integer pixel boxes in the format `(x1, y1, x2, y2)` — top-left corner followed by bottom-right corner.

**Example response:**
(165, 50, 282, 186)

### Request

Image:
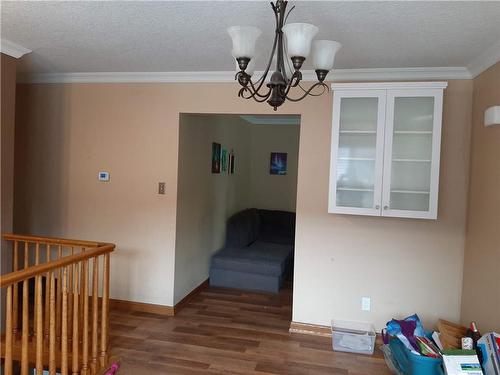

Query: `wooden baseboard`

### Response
(174, 278, 209, 314)
(289, 321, 332, 337)
(109, 279, 208, 317)
(289, 321, 384, 345)
(110, 298, 174, 316)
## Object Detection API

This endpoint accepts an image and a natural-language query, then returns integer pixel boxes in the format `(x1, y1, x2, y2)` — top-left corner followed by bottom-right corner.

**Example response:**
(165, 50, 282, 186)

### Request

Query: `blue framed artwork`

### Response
(270, 152, 287, 175)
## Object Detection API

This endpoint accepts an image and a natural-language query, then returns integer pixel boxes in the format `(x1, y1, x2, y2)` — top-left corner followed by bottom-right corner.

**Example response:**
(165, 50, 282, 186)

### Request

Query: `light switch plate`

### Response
(362, 297, 371, 311)
(158, 182, 166, 195)
(98, 172, 109, 182)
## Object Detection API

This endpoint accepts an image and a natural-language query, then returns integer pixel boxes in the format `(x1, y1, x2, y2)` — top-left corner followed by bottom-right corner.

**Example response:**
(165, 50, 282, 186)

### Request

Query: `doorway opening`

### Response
(174, 114, 300, 316)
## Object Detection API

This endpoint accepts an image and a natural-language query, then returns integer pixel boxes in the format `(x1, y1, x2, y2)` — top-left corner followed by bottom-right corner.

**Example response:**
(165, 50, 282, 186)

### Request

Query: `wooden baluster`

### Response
(45, 243, 51, 338)
(57, 245, 63, 340)
(34, 242, 40, 338)
(79, 247, 86, 339)
(5, 285, 13, 375)
(62, 266, 69, 375)
(49, 271, 56, 375)
(100, 253, 110, 367)
(68, 246, 74, 346)
(24, 241, 29, 269)
(21, 242, 29, 375)
(82, 259, 89, 375)
(13, 240, 18, 334)
(72, 262, 80, 375)
(91, 257, 99, 374)
(35, 273, 44, 374)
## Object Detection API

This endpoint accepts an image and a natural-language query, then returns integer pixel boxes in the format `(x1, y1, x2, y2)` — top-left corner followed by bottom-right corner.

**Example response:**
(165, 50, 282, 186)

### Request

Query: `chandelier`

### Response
(228, 0, 341, 110)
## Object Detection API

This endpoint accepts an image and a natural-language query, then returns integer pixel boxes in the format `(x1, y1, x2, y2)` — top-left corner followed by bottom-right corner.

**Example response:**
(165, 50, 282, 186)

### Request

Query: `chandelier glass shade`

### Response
(227, 0, 341, 110)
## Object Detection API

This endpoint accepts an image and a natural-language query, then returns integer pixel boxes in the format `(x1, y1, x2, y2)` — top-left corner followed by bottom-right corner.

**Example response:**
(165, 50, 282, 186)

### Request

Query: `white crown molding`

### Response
(1, 39, 31, 59)
(19, 67, 472, 84)
(18, 71, 236, 84)
(332, 81, 448, 90)
(330, 67, 471, 81)
(467, 40, 500, 78)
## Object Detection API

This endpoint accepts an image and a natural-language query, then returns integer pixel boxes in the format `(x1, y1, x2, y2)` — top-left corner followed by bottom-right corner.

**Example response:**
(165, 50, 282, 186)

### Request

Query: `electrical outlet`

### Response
(158, 182, 166, 195)
(361, 297, 371, 311)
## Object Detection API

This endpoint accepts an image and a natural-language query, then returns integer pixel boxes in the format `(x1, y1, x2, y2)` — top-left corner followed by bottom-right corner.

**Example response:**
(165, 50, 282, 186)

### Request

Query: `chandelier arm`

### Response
(249, 2, 279, 91)
(252, 92, 273, 103)
(283, 71, 301, 97)
(248, 2, 281, 91)
(285, 82, 329, 102)
(276, 1, 287, 80)
(239, 85, 272, 102)
(248, 78, 274, 99)
(295, 81, 329, 97)
(283, 5, 295, 27)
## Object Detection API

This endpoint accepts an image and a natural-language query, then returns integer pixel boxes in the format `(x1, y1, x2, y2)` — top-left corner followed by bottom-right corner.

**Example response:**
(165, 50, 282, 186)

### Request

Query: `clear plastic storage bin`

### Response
(331, 319, 376, 355)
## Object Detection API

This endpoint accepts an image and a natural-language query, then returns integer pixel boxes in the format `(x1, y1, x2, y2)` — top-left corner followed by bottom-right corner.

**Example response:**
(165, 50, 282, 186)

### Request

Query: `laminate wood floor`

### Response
(109, 285, 392, 375)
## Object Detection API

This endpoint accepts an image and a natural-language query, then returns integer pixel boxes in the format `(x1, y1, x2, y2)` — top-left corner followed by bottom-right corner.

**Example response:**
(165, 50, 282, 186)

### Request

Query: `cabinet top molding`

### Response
(331, 82, 448, 90)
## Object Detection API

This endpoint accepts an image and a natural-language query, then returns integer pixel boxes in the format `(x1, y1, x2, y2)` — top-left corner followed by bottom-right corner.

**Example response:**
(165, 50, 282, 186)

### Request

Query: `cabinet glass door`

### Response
(329, 91, 386, 215)
(382, 89, 443, 219)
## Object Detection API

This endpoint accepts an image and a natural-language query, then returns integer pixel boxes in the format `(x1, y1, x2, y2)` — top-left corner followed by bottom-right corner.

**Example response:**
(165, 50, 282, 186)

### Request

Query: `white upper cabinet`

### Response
(329, 82, 447, 219)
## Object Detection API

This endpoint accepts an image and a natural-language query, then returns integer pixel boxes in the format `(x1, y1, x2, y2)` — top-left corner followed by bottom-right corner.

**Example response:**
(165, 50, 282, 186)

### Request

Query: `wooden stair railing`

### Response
(1, 234, 116, 375)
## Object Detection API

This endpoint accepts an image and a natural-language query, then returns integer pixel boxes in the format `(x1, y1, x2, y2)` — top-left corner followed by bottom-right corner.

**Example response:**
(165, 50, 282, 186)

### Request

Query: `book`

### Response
(416, 336, 441, 358)
(478, 333, 500, 375)
(433, 331, 445, 351)
(442, 351, 483, 375)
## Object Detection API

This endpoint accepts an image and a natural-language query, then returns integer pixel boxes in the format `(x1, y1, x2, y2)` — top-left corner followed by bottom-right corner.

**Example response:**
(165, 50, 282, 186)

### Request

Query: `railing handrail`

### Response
(0, 244, 115, 287)
(2, 233, 109, 248)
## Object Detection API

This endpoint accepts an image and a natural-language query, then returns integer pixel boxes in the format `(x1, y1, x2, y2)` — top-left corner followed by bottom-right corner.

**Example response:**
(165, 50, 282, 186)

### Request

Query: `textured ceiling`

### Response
(2, 1, 500, 74)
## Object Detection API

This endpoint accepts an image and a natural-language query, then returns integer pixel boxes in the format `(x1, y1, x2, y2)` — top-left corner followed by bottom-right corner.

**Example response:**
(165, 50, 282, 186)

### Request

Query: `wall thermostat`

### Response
(98, 172, 110, 182)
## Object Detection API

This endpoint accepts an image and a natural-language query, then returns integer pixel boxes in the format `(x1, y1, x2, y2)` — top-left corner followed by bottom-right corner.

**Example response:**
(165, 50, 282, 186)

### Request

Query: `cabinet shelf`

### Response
(393, 130, 432, 135)
(337, 187, 374, 192)
(338, 157, 375, 161)
(339, 130, 376, 134)
(392, 158, 431, 163)
(391, 190, 430, 195)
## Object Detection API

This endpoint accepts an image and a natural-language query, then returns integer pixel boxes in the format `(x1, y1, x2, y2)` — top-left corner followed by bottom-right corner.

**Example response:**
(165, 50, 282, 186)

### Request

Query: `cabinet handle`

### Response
(375, 205, 380, 209)
(383, 205, 389, 210)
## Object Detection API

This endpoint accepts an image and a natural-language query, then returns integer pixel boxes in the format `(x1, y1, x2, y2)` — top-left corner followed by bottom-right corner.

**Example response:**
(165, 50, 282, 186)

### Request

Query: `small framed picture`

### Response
(270, 152, 287, 175)
(211, 142, 221, 173)
(221, 149, 228, 172)
(229, 150, 235, 174)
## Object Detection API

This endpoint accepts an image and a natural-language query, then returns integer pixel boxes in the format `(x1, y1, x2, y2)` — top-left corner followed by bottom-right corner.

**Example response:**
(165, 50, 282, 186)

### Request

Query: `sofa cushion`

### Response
(211, 241, 293, 276)
(225, 208, 260, 247)
(257, 209, 295, 245)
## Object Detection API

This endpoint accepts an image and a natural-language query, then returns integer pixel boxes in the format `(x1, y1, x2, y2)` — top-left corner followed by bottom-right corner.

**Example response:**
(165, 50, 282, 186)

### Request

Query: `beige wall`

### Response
(293, 80, 472, 330)
(15, 80, 472, 330)
(461, 62, 500, 332)
(1, 53, 17, 275)
(174, 114, 251, 304)
(250, 124, 300, 212)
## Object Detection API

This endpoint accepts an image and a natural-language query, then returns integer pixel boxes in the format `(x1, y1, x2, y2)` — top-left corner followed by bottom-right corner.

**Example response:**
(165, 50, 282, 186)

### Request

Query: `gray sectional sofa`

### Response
(209, 208, 295, 293)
